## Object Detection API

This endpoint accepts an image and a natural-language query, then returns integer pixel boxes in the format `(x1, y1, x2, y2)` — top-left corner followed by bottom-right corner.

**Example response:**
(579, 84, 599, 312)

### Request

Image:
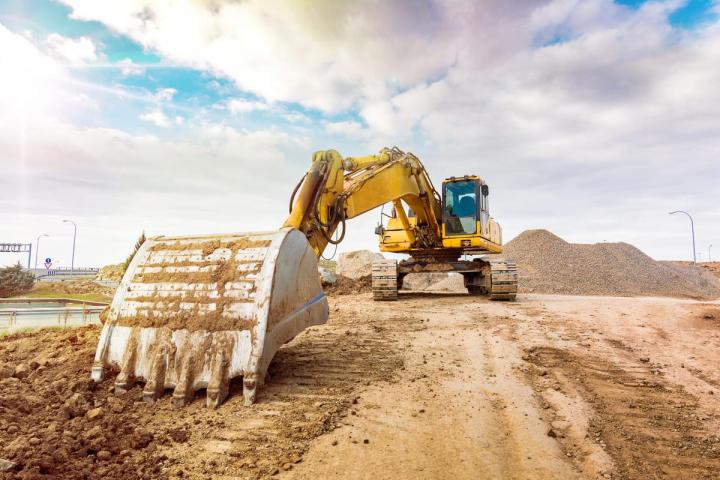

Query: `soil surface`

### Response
(1, 292, 719, 479)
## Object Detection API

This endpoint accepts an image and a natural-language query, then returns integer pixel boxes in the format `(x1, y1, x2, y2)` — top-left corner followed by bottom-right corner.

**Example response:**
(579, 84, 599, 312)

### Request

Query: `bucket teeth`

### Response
(243, 376, 259, 407)
(171, 334, 203, 407)
(172, 354, 194, 407)
(142, 350, 167, 403)
(142, 331, 173, 403)
(115, 330, 139, 394)
(206, 348, 229, 409)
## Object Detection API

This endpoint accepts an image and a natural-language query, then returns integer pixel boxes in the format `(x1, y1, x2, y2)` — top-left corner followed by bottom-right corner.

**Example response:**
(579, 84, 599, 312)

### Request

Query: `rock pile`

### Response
(402, 273, 453, 291)
(503, 230, 720, 299)
(336, 250, 384, 280)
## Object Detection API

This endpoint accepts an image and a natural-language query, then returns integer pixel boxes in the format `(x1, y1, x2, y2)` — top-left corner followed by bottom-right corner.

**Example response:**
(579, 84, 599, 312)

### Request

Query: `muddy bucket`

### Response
(91, 228, 328, 407)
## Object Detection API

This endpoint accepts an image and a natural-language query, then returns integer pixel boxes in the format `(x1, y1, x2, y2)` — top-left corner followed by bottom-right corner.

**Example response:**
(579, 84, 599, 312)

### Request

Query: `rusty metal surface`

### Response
(91, 228, 328, 407)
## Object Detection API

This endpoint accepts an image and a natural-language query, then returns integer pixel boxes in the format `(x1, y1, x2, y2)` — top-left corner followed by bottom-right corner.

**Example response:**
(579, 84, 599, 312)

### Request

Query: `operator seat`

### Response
(456, 196, 476, 217)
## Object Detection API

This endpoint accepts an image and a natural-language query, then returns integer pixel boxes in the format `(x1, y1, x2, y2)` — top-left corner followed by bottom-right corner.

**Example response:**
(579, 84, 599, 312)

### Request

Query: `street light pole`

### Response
(710, 244, 713, 263)
(669, 210, 696, 264)
(62, 219, 77, 272)
(34, 234, 48, 269)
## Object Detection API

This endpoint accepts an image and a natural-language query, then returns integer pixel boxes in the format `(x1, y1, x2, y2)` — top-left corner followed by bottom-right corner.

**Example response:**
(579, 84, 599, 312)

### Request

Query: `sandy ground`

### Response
(1, 292, 719, 479)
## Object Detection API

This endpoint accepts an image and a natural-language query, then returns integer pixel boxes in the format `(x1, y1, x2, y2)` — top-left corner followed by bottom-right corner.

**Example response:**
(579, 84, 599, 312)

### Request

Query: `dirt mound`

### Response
(29, 280, 115, 302)
(97, 264, 125, 282)
(336, 250, 384, 280)
(0, 327, 166, 479)
(0, 299, 404, 479)
(324, 275, 371, 296)
(503, 230, 720, 299)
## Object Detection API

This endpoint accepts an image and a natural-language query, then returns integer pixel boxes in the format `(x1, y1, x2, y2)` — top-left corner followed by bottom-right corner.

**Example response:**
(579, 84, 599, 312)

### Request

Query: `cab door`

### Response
(479, 184, 489, 238)
(442, 179, 479, 236)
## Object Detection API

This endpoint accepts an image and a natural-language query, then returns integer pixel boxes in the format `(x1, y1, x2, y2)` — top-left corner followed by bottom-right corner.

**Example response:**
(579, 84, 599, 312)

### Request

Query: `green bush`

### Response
(0, 263, 35, 298)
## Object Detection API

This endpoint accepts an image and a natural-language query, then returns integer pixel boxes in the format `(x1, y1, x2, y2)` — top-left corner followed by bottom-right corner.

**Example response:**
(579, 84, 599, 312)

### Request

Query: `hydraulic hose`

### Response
(288, 173, 307, 214)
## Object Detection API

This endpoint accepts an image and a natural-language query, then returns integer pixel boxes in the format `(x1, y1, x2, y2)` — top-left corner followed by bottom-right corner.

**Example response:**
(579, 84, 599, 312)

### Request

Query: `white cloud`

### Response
(59, 0, 533, 112)
(70, 93, 99, 109)
(139, 109, 170, 127)
(324, 120, 369, 139)
(0, 24, 68, 122)
(224, 98, 269, 114)
(45, 33, 99, 63)
(139, 109, 184, 127)
(154, 87, 177, 102)
(117, 58, 144, 76)
(282, 111, 310, 123)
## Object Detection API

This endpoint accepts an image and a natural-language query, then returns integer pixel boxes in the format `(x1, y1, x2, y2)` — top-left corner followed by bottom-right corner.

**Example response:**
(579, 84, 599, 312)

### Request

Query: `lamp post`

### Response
(710, 244, 713, 263)
(34, 234, 48, 269)
(669, 210, 696, 264)
(62, 219, 77, 272)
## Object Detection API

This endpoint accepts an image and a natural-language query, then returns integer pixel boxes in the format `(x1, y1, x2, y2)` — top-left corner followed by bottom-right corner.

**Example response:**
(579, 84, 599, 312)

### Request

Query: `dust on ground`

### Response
(1, 292, 719, 479)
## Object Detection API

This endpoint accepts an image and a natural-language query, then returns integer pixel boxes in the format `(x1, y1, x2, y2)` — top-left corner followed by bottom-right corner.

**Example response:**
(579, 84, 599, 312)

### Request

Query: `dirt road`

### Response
(1, 293, 718, 479)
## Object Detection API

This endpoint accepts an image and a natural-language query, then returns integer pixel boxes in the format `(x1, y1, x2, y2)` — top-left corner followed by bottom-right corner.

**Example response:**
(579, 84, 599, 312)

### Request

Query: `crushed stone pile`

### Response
(673, 261, 720, 282)
(336, 250, 384, 280)
(503, 230, 720, 299)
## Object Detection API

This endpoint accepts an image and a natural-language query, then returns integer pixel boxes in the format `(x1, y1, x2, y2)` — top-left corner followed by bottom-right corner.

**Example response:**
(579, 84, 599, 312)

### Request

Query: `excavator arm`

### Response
(284, 147, 443, 256)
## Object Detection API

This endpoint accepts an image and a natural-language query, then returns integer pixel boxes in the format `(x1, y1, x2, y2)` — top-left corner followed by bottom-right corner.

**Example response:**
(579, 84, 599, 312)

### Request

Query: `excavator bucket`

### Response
(90, 228, 328, 407)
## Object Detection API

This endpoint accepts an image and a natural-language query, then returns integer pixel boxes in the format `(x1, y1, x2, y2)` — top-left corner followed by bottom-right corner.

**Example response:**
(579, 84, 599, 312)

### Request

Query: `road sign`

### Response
(44, 258, 52, 270)
(45, 257, 51, 264)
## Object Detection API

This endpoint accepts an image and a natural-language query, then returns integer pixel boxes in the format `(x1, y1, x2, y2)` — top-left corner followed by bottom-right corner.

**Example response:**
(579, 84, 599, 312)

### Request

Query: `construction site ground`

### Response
(1, 291, 719, 480)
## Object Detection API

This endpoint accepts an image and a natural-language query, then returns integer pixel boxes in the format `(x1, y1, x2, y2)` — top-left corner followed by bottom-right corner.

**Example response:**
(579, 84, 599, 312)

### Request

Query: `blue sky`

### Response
(1, 0, 719, 267)
(1, 0, 715, 141)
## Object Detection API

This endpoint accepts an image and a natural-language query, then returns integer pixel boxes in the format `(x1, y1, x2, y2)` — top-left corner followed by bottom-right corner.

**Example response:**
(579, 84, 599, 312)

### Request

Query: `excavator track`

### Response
(372, 259, 398, 300)
(488, 258, 518, 301)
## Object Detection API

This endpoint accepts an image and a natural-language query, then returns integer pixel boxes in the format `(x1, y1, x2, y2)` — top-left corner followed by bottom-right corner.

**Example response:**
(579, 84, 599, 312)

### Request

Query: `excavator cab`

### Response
(440, 176, 499, 252)
(443, 177, 481, 236)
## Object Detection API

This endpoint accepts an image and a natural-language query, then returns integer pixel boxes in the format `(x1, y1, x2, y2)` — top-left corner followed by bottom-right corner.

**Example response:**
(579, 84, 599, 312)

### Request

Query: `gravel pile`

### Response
(503, 230, 720, 299)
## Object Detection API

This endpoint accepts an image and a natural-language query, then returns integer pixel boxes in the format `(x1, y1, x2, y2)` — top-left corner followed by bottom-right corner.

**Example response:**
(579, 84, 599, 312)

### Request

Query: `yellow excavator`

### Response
(91, 147, 517, 407)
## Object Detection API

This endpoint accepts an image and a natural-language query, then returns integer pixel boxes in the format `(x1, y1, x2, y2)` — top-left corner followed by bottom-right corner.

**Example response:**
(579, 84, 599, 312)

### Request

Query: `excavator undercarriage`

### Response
(371, 256, 518, 301)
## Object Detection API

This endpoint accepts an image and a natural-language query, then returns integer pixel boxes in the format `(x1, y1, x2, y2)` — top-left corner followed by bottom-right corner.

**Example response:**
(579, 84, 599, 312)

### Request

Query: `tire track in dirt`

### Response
(153, 309, 407, 479)
(526, 347, 720, 479)
(287, 295, 580, 480)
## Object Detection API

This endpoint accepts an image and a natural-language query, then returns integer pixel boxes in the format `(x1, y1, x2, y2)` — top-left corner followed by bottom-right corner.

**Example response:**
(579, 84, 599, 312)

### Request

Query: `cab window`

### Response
(443, 180, 477, 235)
